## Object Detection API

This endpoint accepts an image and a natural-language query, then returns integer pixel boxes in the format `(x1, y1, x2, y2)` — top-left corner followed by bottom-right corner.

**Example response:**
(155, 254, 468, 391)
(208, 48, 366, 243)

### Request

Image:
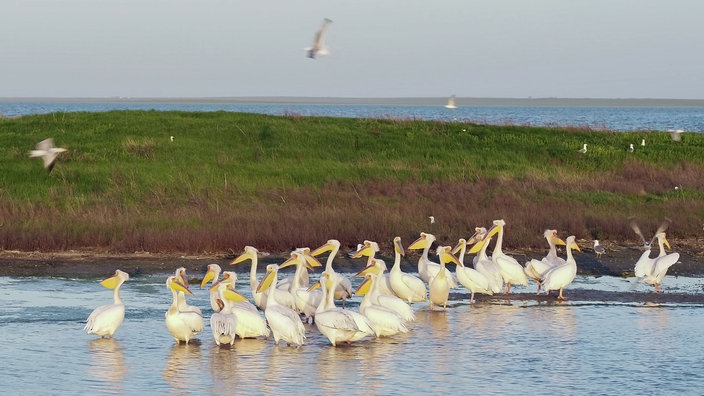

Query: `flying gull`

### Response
(306, 18, 332, 59)
(28, 138, 68, 173)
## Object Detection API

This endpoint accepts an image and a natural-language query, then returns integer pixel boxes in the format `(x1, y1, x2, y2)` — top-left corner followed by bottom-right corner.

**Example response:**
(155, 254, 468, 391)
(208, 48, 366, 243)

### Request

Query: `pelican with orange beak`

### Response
(84, 269, 129, 338)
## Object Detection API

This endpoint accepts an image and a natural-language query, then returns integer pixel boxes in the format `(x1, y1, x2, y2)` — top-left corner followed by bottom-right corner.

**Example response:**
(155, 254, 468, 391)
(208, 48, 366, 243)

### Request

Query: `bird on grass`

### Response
(628, 144, 634, 153)
(669, 129, 683, 142)
(29, 138, 68, 173)
(578, 143, 587, 154)
(641, 139, 646, 147)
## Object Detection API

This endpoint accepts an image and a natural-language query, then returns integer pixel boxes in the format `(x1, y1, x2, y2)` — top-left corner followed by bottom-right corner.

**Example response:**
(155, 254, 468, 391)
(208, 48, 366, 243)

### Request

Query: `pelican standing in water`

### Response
(29, 138, 68, 173)
(201, 264, 224, 312)
(389, 236, 427, 304)
(311, 239, 353, 305)
(524, 230, 566, 294)
(429, 246, 461, 310)
(452, 238, 492, 303)
(280, 249, 323, 323)
(408, 232, 458, 288)
(305, 18, 332, 59)
(634, 233, 680, 292)
(209, 279, 249, 346)
(85, 269, 129, 338)
(357, 258, 415, 322)
(165, 276, 203, 344)
(468, 227, 503, 294)
(231, 246, 296, 310)
(486, 220, 528, 294)
(351, 240, 395, 295)
(257, 264, 306, 347)
(174, 267, 202, 316)
(356, 273, 409, 337)
(541, 235, 581, 300)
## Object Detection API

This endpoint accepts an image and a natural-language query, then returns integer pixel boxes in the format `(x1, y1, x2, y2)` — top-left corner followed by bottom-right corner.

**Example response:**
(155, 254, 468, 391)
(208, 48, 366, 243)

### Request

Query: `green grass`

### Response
(1, 110, 703, 253)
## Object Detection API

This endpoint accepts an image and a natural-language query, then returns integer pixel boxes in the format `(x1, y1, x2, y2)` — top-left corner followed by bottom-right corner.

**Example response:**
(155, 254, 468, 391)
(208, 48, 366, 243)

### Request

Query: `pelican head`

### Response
(545, 229, 566, 246)
(99, 269, 129, 289)
(200, 263, 221, 288)
(166, 275, 192, 295)
(311, 239, 341, 257)
(408, 232, 436, 250)
(351, 240, 380, 258)
(231, 246, 258, 265)
(393, 236, 405, 256)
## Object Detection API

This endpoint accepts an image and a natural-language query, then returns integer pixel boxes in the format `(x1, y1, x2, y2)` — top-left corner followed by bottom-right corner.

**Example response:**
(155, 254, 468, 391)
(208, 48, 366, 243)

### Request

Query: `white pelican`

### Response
(201, 263, 224, 312)
(444, 95, 457, 109)
(209, 279, 248, 346)
(407, 232, 458, 288)
(634, 233, 680, 292)
(357, 258, 415, 322)
(85, 269, 129, 338)
(230, 246, 296, 310)
(280, 250, 323, 323)
(429, 246, 461, 310)
(541, 235, 581, 300)
(311, 239, 353, 305)
(452, 239, 492, 303)
(165, 276, 203, 344)
(174, 267, 202, 316)
(389, 236, 427, 303)
(486, 220, 528, 294)
(468, 227, 503, 293)
(305, 18, 332, 59)
(524, 229, 566, 293)
(593, 240, 606, 259)
(28, 137, 68, 173)
(313, 272, 376, 346)
(351, 240, 395, 295)
(578, 143, 587, 153)
(211, 274, 270, 340)
(257, 264, 306, 347)
(356, 273, 409, 337)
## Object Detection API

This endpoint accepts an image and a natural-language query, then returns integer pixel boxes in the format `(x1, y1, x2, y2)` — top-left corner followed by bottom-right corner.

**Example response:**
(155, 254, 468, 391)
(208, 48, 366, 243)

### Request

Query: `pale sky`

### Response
(1, 0, 703, 99)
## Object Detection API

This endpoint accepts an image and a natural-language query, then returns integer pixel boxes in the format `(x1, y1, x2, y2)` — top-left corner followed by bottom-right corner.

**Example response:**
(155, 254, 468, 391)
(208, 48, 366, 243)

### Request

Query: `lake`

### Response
(1, 271, 703, 394)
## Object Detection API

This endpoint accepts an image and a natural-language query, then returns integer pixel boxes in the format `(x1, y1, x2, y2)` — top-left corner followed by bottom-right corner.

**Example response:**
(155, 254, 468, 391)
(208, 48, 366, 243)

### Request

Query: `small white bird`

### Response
(593, 240, 606, 259)
(669, 129, 683, 142)
(578, 143, 587, 154)
(641, 139, 646, 147)
(29, 138, 68, 173)
(305, 18, 332, 59)
(428, 216, 435, 224)
(628, 143, 634, 153)
(170, 136, 174, 142)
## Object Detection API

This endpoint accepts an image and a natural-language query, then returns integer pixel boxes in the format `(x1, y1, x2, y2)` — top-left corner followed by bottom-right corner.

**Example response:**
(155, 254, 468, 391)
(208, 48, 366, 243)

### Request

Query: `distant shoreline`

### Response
(2, 96, 704, 108)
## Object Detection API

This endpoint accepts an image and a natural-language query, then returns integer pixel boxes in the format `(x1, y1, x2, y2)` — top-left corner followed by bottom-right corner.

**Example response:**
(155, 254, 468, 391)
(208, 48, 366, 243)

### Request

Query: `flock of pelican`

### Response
(84, 218, 680, 346)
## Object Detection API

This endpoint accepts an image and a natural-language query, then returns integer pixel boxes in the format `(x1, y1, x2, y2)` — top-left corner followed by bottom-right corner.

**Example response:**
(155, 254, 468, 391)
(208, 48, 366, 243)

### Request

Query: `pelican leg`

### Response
(557, 288, 565, 300)
(470, 292, 475, 304)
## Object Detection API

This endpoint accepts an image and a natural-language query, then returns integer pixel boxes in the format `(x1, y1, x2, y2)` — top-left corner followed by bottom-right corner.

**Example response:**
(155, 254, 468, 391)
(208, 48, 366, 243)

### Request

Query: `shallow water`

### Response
(2, 272, 703, 394)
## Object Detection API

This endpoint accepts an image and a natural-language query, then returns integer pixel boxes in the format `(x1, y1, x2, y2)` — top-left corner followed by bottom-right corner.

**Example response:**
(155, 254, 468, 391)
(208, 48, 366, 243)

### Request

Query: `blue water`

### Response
(2, 100, 703, 132)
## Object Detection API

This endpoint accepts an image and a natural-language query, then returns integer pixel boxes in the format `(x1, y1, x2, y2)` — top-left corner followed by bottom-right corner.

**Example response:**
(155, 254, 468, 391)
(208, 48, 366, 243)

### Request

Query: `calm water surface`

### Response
(1, 272, 704, 395)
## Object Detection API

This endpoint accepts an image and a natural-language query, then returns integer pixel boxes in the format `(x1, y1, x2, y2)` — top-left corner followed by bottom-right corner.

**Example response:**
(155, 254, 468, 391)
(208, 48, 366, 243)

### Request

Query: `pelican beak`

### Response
(664, 238, 671, 250)
(208, 278, 226, 291)
(466, 230, 480, 245)
(200, 268, 216, 289)
(570, 241, 581, 252)
(255, 269, 276, 294)
(230, 251, 252, 265)
(393, 237, 405, 256)
(307, 280, 322, 292)
(408, 234, 429, 250)
(355, 277, 372, 296)
(170, 279, 193, 295)
(279, 254, 299, 269)
(467, 238, 487, 254)
(311, 242, 333, 257)
(178, 270, 190, 289)
(354, 264, 380, 278)
(554, 236, 567, 246)
(452, 240, 465, 255)
(485, 224, 501, 238)
(351, 244, 373, 259)
(222, 288, 248, 303)
(99, 272, 121, 289)
(303, 254, 323, 270)
(438, 249, 461, 266)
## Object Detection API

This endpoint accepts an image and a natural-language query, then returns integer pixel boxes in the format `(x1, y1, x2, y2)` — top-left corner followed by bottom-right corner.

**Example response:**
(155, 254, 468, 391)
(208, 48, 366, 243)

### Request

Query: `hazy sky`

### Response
(2, 0, 703, 99)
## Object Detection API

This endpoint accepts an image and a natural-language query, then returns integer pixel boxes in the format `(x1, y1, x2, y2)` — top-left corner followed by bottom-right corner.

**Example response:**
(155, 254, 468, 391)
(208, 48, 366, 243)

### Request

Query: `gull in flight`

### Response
(444, 95, 457, 109)
(578, 143, 587, 154)
(306, 18, 332, 59)
(29, 138, 68, 173)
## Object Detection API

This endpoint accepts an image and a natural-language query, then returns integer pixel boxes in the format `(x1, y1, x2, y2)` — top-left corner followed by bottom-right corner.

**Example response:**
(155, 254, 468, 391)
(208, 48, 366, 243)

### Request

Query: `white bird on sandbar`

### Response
(486, 219, 528, 294)
(389, 236, 427, 304)
(578, 143, 587, 153)
(256, 264, 306, 347)
(429, 246, 461, 310)
(208, 278, 249, 346)
(356, 273, 409, 337)
(230, 246, 296, 310)
(165, 275, 203, 344)
(524, 229, 566, 294)
(357, 258, 415, 322)
(305, 18, 332, 59)
(452, 238, 492, 303)
(407, 232, 458, 288)
(634, 233, 680, 292)
(467, 227, 503, 294)
(85, 269, 129, 338)
(311, 239, 353, 305)
(313, 272, 376, 346)
(29, 138, 68, 173)
(541, 235, 581, 300)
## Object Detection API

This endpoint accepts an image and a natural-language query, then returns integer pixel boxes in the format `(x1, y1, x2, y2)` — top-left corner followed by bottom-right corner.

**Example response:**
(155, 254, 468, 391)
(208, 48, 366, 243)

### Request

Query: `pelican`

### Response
(174, 267, 202, 316)
(305, 18, 332, 59)
(429, 246, 461, 310)
(165, 276, 203, 344)
(356, 273, 409, 337)
(351, 240, 395, 295)
(280, 249, 323, 323)
(634, 233, 680, 292)
(593, 240, 606, 259)
(311, 239, 353, 305)
(212, 273, 270, 340)
(29, 137, 68, 173)
(357, 258, 415, 321)
(231, 246, 296, 310)
(578, 143, 587, 153)
(452, 239, 492, 303)
(257, 264, 306, 346)
(524, 230, 566, 294)
(407, 232, 458, 288)
(468, 227, 503, 293)
(313, 272, 376, 346)
(444, 95, 458, 109)
(209, 280, 248, 346)
(389, 236, 427, 303)
(541, 235, 581, 300)
(486, 220, 528, 294)
(201, 263, 224, 312)
(85, 269, 129, 338)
